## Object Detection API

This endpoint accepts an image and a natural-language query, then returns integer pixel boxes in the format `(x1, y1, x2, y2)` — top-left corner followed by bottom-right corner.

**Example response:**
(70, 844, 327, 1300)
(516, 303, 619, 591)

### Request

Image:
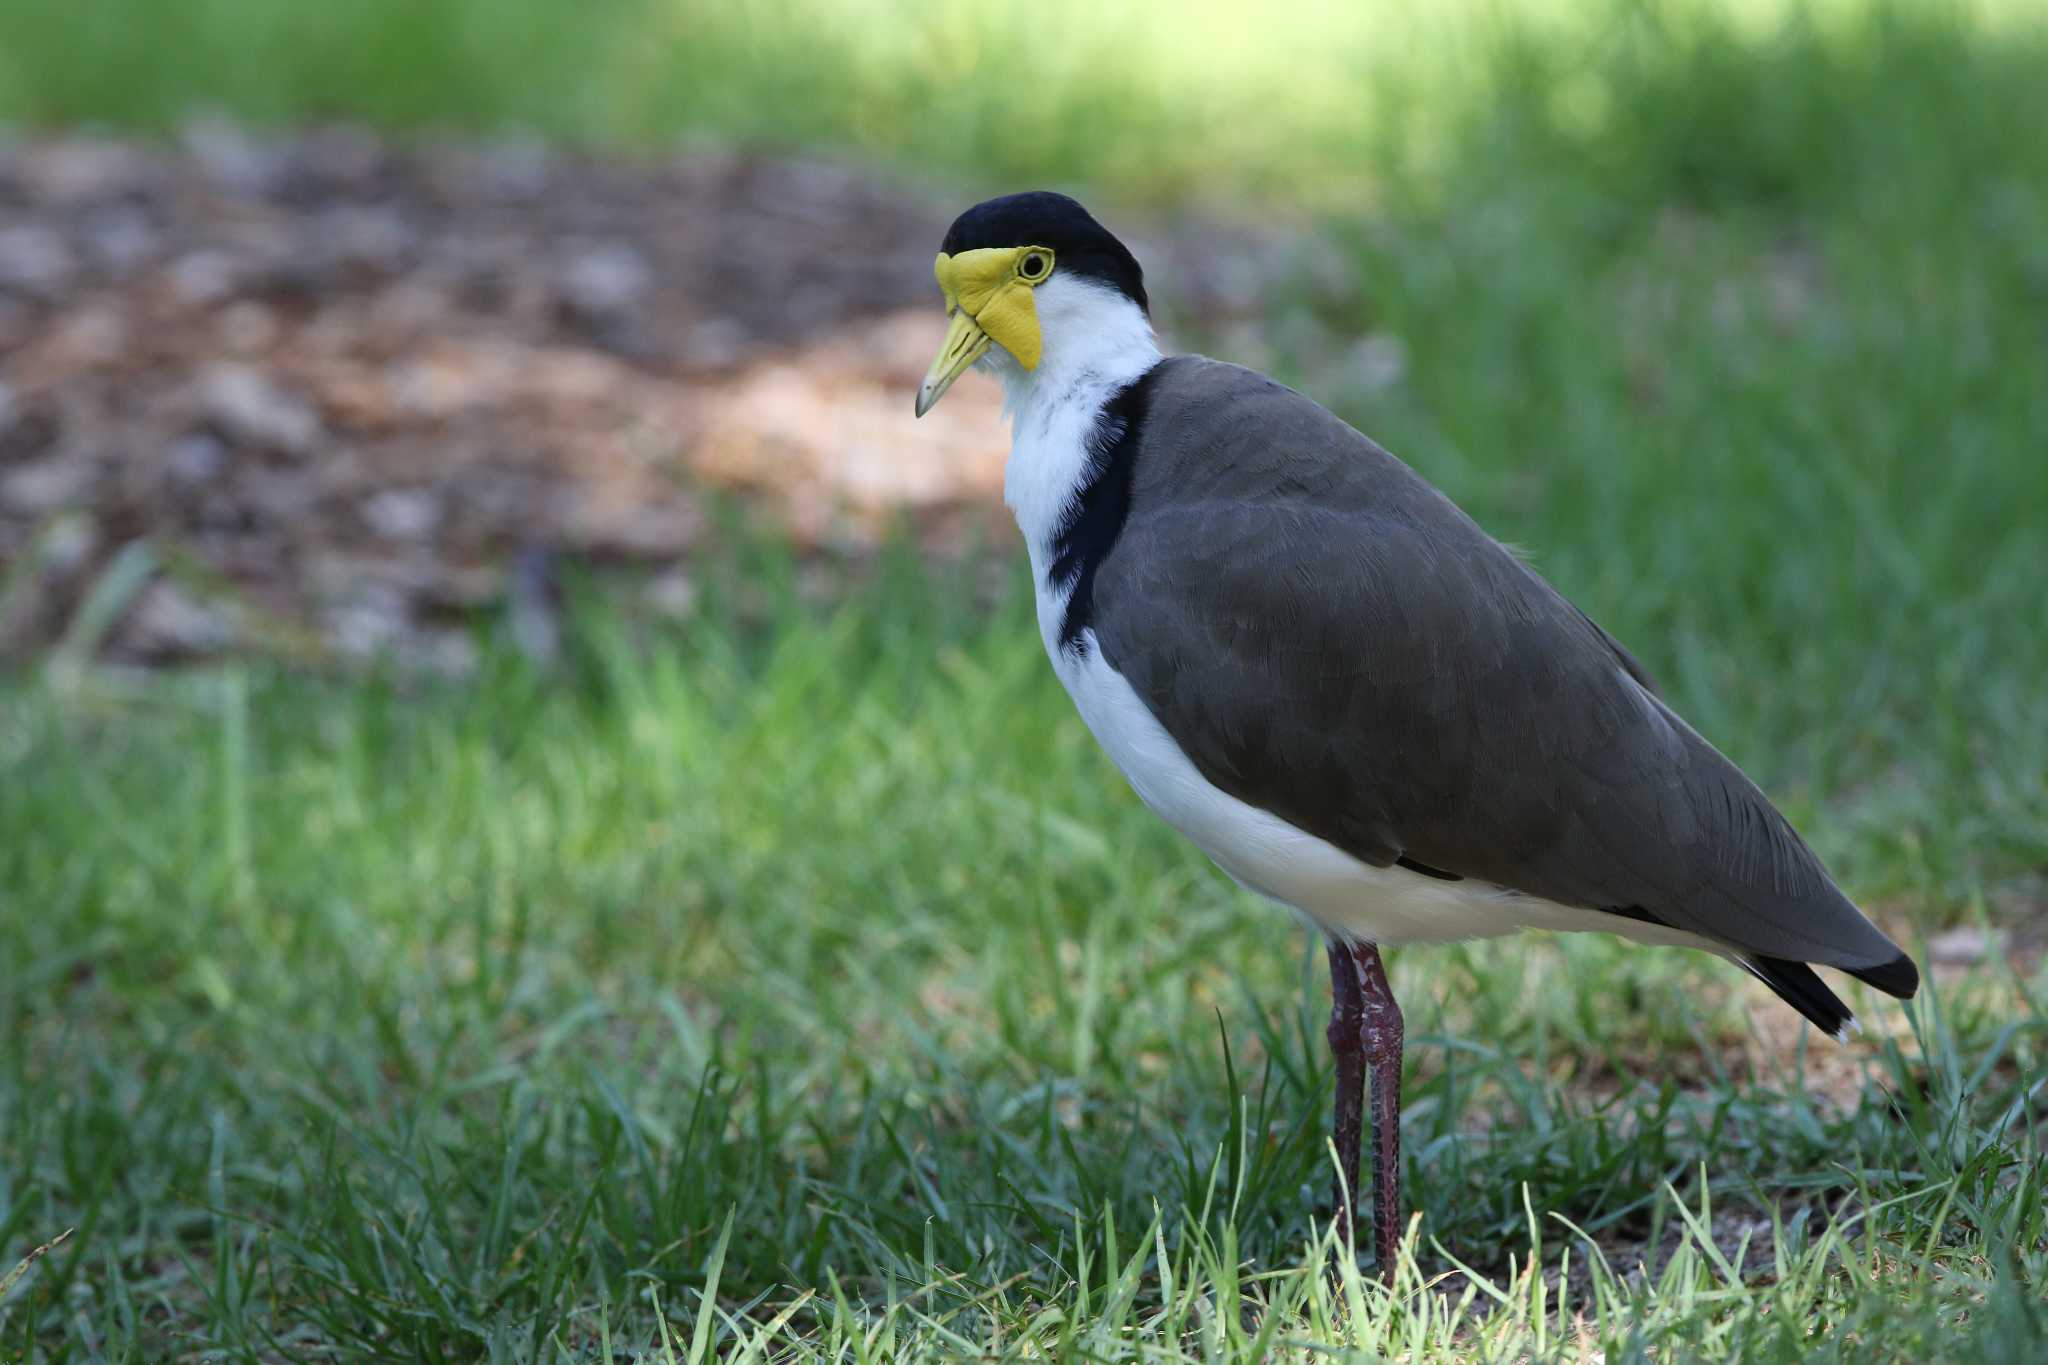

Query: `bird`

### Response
(912, 191, 1920, 1275)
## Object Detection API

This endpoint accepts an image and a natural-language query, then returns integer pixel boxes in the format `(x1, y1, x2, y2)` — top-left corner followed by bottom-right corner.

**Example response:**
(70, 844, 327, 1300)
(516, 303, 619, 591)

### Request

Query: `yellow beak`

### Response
(914, 246, 1047, 417)
(915, 308, 992, 418)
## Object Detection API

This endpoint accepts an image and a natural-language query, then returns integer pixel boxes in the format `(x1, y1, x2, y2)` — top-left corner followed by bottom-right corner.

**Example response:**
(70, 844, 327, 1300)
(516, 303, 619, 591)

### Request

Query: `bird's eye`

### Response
(1020, 251, 1051, 281)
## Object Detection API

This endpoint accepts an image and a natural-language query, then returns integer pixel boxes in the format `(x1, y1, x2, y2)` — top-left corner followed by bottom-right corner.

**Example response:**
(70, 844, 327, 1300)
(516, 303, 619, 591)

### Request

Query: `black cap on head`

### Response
(941, 192, 1148, 314)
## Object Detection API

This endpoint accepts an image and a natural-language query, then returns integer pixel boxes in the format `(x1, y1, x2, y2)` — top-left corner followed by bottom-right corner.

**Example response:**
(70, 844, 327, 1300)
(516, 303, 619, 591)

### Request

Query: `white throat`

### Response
(986, 275, 1160, 557)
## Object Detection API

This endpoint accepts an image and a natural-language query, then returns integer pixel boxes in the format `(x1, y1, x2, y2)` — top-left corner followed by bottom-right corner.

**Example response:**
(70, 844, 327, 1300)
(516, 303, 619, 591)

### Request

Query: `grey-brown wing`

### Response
(1574, 603, 1659, 696)
(1087, 373, 1902, 975)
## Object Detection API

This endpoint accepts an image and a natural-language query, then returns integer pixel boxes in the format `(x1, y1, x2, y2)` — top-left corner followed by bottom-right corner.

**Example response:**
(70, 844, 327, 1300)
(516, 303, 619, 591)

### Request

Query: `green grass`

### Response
(2, 2, 2044, 205)
(6, 0, 2048, 1357)
(2, 562, 2043, 1359)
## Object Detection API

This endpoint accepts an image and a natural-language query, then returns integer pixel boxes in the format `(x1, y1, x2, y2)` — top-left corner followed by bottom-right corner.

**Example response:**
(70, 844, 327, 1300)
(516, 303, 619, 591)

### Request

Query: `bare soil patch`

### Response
(0, 125, 1286, 665)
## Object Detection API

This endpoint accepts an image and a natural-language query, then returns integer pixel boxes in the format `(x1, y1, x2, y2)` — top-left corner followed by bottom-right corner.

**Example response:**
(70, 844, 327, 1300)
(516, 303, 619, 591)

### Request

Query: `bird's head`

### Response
(915, 191, 1150, 417)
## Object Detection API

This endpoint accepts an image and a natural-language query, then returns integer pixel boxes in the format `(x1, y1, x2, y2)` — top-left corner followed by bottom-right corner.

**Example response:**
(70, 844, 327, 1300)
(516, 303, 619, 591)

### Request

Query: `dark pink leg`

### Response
(1326, 939, 1365, 1251)
(1328, 939, 1405, 1276)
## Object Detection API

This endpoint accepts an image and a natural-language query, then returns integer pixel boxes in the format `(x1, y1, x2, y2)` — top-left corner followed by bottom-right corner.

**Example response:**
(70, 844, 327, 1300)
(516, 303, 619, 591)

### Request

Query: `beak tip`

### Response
(918, 310, 989, 419)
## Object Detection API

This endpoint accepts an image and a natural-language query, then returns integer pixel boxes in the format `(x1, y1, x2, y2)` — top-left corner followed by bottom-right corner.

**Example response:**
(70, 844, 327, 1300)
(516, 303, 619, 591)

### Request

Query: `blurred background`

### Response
(2, 0, 2045, 1356)
(4, 0, 2039, 679)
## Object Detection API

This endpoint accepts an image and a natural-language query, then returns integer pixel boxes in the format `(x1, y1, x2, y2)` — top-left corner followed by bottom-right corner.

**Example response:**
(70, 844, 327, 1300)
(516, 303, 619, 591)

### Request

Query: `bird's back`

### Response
(1087, 357, 1915, 1003)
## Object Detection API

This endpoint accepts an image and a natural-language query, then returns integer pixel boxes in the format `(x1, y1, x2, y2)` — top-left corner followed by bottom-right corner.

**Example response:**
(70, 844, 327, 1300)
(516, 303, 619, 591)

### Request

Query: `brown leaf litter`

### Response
(0, 124, 1293, 666)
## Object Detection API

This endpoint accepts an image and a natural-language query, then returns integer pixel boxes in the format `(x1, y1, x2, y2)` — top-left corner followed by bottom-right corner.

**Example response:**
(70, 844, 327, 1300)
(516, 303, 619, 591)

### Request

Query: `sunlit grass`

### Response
(2, 576, 2042, 1356)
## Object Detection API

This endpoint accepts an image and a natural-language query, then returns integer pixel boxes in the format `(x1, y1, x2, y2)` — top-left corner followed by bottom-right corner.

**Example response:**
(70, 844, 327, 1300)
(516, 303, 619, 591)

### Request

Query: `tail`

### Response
(1740, 952, 1920, 1042)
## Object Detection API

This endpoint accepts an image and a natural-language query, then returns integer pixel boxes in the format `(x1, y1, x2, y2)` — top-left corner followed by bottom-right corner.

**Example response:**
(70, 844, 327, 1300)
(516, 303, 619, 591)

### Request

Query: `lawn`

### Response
(4, 0, 2048, 1359)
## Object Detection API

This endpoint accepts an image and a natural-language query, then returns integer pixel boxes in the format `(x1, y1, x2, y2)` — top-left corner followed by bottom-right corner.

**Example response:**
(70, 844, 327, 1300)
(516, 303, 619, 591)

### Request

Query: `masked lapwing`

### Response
(914, 191, 1920, 1273)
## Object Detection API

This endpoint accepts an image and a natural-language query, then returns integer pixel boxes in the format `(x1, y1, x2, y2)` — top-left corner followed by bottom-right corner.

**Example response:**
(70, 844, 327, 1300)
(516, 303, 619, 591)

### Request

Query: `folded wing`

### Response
(1087, 358, 1916, 1009)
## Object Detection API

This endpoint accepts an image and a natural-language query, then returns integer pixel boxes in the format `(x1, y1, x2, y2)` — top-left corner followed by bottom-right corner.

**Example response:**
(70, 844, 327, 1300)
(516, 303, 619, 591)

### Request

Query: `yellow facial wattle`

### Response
(915, 244, 1055, 417)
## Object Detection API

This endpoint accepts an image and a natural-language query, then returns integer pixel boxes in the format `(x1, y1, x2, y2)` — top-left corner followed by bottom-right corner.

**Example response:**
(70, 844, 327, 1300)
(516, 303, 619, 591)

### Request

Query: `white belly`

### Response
(1043, 615, 1712, 951)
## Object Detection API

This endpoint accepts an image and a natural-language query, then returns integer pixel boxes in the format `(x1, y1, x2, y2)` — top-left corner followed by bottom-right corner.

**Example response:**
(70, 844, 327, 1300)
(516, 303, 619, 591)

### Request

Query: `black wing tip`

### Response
(1742, 956, 1857, 1040)
(1847, 951, 1920, 1000)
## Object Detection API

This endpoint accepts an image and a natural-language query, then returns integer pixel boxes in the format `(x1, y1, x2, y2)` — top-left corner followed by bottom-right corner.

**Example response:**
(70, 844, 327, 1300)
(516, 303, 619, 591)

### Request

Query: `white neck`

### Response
(989, 275, 1160, 555)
